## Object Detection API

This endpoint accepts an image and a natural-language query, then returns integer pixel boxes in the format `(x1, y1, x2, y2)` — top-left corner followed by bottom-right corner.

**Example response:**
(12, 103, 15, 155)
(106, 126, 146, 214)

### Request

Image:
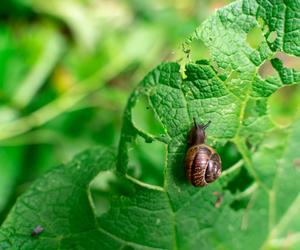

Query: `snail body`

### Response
(185, 119, 221, 187)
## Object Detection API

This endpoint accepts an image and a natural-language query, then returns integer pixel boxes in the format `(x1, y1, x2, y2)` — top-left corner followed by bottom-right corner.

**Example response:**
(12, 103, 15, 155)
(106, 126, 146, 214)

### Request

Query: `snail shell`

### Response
(185, 119, 222, 187)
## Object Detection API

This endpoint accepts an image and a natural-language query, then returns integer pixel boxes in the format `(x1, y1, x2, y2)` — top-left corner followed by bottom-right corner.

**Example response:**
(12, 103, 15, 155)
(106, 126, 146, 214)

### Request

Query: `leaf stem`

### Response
(241, 190, 257, 231)
(220, 159, 244, 178)
(125, 174, 164, 192)
(234, 183, 258, 200)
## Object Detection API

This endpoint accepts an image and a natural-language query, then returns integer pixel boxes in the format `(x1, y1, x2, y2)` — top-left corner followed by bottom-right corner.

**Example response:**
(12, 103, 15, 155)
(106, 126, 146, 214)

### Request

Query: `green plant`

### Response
(1, 0, 299, 249)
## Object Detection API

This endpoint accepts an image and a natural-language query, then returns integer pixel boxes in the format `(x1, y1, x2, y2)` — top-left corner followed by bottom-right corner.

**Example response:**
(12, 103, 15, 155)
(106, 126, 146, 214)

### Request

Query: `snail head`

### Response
(188, 118, 211, 147)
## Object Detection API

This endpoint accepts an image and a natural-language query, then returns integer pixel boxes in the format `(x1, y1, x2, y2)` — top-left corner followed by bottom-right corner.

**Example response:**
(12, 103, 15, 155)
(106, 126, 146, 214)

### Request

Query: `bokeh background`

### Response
(0, 0, 299, 224)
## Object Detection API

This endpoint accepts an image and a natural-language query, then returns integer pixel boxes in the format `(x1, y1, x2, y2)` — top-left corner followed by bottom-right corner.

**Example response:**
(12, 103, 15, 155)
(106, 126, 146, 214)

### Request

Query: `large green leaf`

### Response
(1, 0, 300, 249)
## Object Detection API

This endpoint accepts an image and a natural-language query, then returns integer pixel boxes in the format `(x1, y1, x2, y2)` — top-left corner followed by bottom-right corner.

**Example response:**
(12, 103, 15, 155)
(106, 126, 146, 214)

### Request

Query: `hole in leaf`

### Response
(90, 194, 111, 217)
(268, 85, 300, 127)
(225, 167, 254, 194)
(127, 136, 166, 187)
(274, 52, 300, 71)
(246, 26, 264, 49)
(259, 52, 300, 79)
(90, 171, 116, 217)
(177, 38, 212, 78)
(230, 196, 250, 211)
(267, 31, 277, 43)
(258, 60, 277, 79)
(90, 171, 116, 191)
(217, 142, 242, 171)
(132, 95, 165, 137)
(189, 39, 210, 62)
(90, 172, 137, 217)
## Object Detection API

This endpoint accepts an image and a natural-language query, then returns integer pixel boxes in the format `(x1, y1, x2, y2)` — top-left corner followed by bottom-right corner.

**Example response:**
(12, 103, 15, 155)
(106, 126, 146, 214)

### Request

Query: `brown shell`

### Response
(186, 144, 222, 186)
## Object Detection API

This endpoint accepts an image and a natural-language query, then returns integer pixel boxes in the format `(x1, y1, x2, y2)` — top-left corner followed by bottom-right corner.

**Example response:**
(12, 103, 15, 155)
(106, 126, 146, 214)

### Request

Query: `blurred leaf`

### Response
(13, 28, 66, 108)
(0, 0, 35, 18)
(0, 25, 65, 103)
(28, 0, 131, 50)
(0, 147, 24, 214)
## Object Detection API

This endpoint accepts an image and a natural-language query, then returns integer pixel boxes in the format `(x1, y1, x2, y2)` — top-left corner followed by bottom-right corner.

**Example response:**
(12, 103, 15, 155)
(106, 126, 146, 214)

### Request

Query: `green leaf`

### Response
(1, 0, 300, 249)
(0, 147, 116, 249)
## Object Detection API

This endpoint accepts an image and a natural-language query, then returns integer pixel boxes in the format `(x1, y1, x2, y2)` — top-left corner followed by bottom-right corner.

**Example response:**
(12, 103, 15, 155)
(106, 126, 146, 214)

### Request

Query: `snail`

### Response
(185, 118, 221, 186)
